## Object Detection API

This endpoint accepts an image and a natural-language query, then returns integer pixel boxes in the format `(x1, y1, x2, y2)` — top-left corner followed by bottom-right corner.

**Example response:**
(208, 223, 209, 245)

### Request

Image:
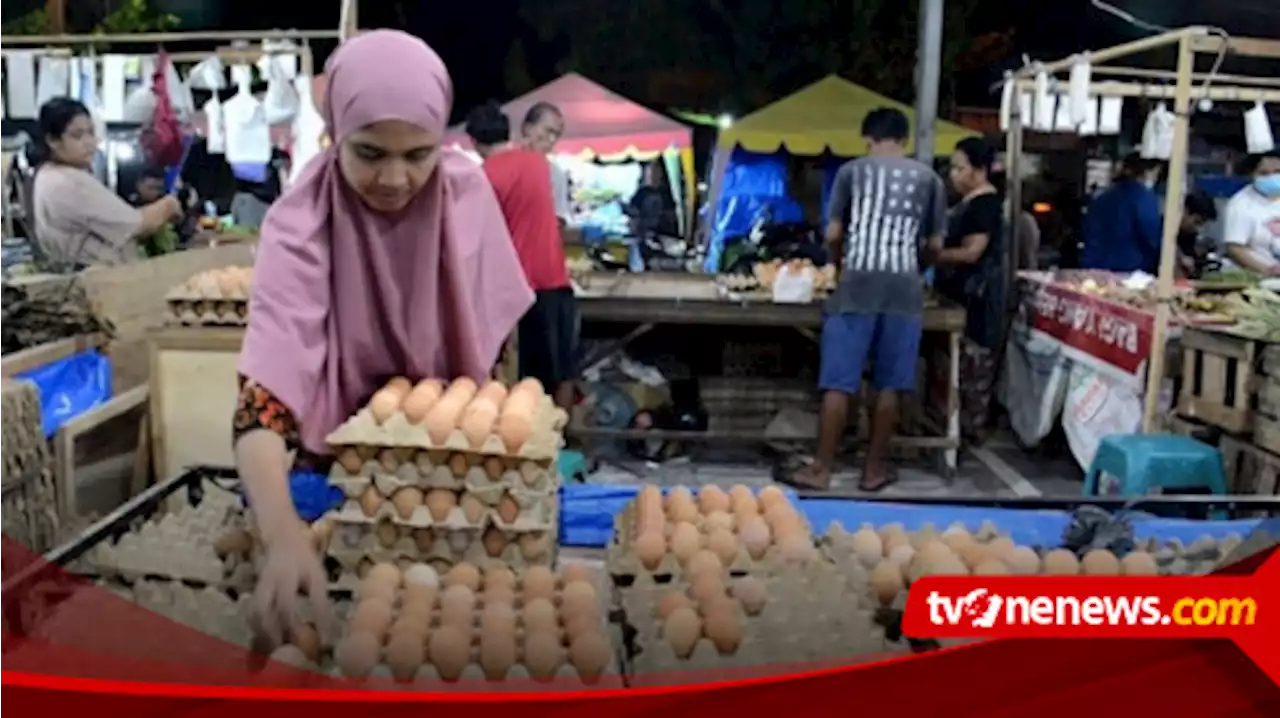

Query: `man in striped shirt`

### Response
(786, 108, 948, 491)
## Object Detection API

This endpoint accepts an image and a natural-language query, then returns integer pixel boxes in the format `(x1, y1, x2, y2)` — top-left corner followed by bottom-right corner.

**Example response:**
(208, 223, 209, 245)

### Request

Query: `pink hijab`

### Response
(239, 30, 534, 454)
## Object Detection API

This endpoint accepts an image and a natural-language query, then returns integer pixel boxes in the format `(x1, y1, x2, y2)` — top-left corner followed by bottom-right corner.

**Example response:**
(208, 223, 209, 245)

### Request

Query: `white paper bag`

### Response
(1244, 102, 1275, 154)
(771, 264, 815, 304)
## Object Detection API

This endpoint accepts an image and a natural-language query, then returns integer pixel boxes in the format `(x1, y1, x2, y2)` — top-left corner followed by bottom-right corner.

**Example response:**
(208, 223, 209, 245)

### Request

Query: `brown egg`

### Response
(522, 597, 559, 634)
(703, 511, 735, 533)
(483, 456, 504, 480)
(369, 389, 402, 424)
(941, 528, 975, 554)
(480, 601, 518, 634)
(476, 380, 509, 406)
(424, 489, 457, 521)
(635, 531, 667, 570)
(518, 532, 552, 561)
(390, 487, 424, 520)
(764, 504, 801, 532)
(402, 587, 436, 621)
(402, 576, 437, 606)
(497, 494, 521, 524)
(560, 563, 594, 587)
(358, 484, 384, 518)
(777, 534, 815, 565)
(851, 527, 885, 569)
(478, 630, 518, 681)
(569, 631, 612, 681)
(337, 631, 381, 678)
(522, 566, 556, 602)
(384, 376, 413, 395)
(523, 631, 563, 681)
(386, 629, 426, 681)
(351, 598, 394, 638)
(563, 612, 601, 643)
(1042, 549, 1080, 575)
(336, 447, 365, 474)
(869, 560, 905, 606)
(484, 585, 517, 607)
(440, 593, 477, 629)
(697, 485, 731, 515)
(482, 527, 509, 557)
(366, 562, 402, 588)
(484, 566, 517, 592)
(1006, 546, 1041, 575)
(973, 559, 1010, 576)
(358, 578, 397, 604)
(883, 530, 913, 555)
(757, 485, 787, 511)
(957, 542, 991, 570)
(732, 577, 767, 616)
(687, 573, 726, 605)
(669, 522, 702, 565)
(986, 537, 1017, 560)
(1081, 549, 1120, 575)
(1120, 551, 1159, 576)
(445, 563, 482, 591)
(448, 452, 469, 477)
(428, 626, 471, 681)
(560, 580, 598, 617)
(728, 485, 757, 515)
(706, 528, 739, 565)
(685, 549, 724, 580)
(703, 608, 742, 655)
(656, 592, 692, 619)
(391, 613, 430, 637)
(738, 518, 772, 559)
(460, 494, 487, 524)
(511, 377, 545, 400)
(461, 400, 499, 447)
(402, 380, 444, 423)
(667, 495, 700, 524)
(424, 396, 466, 444)
(663, 607, 702, 659)
(289, 623, 322, 664)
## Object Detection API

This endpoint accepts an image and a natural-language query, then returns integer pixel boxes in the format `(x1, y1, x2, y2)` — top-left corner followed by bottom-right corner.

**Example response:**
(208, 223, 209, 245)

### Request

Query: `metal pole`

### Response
(914, 0, 944, 164)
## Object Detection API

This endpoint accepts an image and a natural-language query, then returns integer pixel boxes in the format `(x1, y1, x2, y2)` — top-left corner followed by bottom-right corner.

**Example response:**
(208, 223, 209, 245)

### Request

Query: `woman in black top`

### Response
(929, 137, 1005, 439)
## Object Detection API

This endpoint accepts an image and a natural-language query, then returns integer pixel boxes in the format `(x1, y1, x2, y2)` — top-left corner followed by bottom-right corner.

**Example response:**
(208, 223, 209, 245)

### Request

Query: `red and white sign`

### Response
(1025, 280, 1168, 378)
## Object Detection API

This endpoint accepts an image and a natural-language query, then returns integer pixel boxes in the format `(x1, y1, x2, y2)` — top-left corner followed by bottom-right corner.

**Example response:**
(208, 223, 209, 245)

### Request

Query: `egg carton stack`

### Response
(1140, 533, 1247, 575)
(81, 482, 254, 591)
(272, 561, 624, 687)
(606, 484, 819, 580)
(323, 377, 568, 584)
(164, 266, 253, 326)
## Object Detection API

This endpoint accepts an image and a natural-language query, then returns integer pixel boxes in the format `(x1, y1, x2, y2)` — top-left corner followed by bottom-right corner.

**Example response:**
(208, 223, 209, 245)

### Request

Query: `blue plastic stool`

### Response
(1083, 434, 1229, 519)
(559, 450, 588, 484)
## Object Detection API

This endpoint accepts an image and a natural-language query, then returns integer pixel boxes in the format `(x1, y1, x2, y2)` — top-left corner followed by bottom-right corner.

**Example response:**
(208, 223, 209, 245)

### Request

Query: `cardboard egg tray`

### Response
(81, 481, 254, 589)
(300, 570, 624, 687)
(325, 525, 560, 585)
(329, 448, 558, 494)
(328, 477, 558, 532)
(164, 294, 250, 326)
(325, 398, 569, 464)
(619, 564, 890, 678)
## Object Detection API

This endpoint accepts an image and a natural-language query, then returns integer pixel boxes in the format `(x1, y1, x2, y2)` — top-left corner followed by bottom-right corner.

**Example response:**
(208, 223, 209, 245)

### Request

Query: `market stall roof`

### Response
(717, 75, 978, 156)
(444, 73, 692, 160)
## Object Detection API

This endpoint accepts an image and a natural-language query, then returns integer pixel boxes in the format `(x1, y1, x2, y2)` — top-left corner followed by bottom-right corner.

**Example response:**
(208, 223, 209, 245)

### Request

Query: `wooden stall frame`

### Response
(1004, 26, 1280, 433)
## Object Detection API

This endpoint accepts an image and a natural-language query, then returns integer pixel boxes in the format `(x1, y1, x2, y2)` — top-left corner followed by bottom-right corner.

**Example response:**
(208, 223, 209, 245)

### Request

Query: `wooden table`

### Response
(571, 272, 967, 477)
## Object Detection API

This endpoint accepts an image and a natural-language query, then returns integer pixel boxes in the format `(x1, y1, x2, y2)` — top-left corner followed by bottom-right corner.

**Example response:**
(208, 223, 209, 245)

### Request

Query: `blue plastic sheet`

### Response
(16, 349, 113, 438)
(703, 149, 797, 272)
(558, 484, 1262, 550)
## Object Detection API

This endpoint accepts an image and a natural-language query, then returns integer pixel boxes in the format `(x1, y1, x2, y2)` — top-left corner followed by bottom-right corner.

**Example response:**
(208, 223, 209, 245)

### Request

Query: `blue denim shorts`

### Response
(819, 312, 924, 393)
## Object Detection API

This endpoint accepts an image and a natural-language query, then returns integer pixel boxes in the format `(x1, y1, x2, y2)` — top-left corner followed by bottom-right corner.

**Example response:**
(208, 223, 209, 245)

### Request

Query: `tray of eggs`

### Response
(330, 476, 558, 532)
(331, 446, 558, 495)
(607, 484, 819, 579)
(164, 266, 254, 326)
(326, 377, 569, 465)
(327, 521, 559, 578)
(285, 561, 625, 686)
(751, 259, 838, 294)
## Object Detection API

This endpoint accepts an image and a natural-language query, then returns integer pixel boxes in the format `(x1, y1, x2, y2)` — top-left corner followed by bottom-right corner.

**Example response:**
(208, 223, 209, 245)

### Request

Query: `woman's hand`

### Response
(252, 521, 332, 648)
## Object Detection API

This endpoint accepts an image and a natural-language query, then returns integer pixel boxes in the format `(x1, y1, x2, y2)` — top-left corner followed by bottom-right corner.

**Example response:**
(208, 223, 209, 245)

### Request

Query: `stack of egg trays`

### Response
(164, 286, 249, 326)
(620, 562, 889, 681)
(323, 399, 568, 582)
(319, 570, 625, 687)
(81, 481, 253, 590)
(605, 493, 816, 580)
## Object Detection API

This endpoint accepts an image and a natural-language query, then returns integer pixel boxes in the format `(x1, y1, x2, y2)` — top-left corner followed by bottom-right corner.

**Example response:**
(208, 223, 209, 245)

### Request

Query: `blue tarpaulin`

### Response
(16, 349, 113, 438)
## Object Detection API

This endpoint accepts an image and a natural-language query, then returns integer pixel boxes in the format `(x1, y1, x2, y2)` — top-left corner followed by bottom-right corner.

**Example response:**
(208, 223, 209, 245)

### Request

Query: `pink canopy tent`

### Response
(444, 73, 691, 158)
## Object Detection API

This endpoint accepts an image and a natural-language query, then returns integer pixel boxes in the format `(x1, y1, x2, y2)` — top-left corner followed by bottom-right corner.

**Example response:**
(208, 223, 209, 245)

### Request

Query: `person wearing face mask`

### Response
(234, 32, 533, 647)
(31, 97, 182, 269)
(1222, 152, 1280, 276)
(1080, 153, 1165, 274)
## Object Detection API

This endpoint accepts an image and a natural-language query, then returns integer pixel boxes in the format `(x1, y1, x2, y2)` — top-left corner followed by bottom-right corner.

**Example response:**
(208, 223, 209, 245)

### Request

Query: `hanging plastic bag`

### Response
(771, 262, 815, 304)
(1098, 96, 1124, 135)
(1032, 70, 1055, 131)
(223, 67, 273, 166)
(35, 56, 71, 107)
(1079, 96, 1100, 136)
(204, 95, 227, 154)
(186, 55, 226, 91)
(1244, 102, 1275, 154)
(998, 72, 1015, 131)
(140, 52, 184, 169)
(261, 54, 300, 125)
(289, 74, 325, 183)
(165, 58, 195, 121)
(1068, 54, 1092, 126)
(1139, 103, 1175, 160)
(122, 56, 157, 124)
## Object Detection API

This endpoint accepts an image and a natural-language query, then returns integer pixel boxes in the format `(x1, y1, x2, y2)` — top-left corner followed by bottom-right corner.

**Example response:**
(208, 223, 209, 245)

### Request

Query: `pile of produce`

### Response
(1223, 288, 1280, 340)
(717, 258, 837, 295)
(1, 281, 114, 354)
(164, 266, 253, 326)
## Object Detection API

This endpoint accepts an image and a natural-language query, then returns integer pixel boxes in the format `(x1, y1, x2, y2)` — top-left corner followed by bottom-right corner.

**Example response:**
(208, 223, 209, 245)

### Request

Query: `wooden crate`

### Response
(1252, 347, 1280, 455)
(1176, 327, 1266, 434)
(1219, 434, 1280, 499)
(148, 326, 244, 482)
(1164, 414, 1222, 445)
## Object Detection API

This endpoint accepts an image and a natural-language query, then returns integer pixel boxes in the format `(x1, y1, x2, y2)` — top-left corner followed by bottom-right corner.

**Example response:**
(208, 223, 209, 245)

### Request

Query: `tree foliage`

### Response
(2, 0, 178, 38)
(519, 0, 991, 110)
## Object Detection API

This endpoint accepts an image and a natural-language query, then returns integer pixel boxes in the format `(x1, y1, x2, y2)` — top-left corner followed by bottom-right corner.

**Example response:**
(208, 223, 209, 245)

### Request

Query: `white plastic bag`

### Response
(1061, 365, 1144, 472)
(1068, 55, 1091, 126)
(35, 56, 70, 107)
(998, 72, 1015, 131)
(121, 56, 157, 124)
(261, 55, 300, 125)
(771, 264, 815, 304)
(223, 73, 272, 166)
(288, 75, 325, 183)
(1139, 103, 1174, 160)
(1032, 70, 1055, 131)
(203, 95, 226, 154)
(186, 56, 226, 91)
(1098, 96, 1124, 135)
(1244, 102, 1275, 154)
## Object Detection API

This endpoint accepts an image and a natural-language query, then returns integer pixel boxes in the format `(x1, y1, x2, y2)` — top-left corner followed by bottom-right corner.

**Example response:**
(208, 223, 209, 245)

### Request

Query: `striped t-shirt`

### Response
(825, 155, 948, 315)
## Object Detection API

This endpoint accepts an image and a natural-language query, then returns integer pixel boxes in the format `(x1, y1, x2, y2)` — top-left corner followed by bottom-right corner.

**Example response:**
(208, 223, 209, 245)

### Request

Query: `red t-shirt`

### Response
(482, 148, 570, 291)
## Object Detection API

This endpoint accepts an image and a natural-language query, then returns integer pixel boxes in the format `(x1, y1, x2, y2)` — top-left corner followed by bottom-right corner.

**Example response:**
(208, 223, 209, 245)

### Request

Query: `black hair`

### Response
(34, 96, 91, 165)
(1117, 152, 1163, 181)
(1241, 151, 1280, 176)
(1184, 191, 1217, 222)
(861, 107, 910, 143)
(138, 165, 168, 182)
(954, 137, 996, 173)
(464, 101, 511, 147)
(522, 102, 562, 129)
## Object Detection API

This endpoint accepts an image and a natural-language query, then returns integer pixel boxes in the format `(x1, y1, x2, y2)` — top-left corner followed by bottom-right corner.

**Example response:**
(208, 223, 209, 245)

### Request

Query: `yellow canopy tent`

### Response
(718, 75, 977, 156)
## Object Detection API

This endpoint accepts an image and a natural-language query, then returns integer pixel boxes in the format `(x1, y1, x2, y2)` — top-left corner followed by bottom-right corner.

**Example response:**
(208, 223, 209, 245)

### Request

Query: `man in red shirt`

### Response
(466, 102, 577, 410)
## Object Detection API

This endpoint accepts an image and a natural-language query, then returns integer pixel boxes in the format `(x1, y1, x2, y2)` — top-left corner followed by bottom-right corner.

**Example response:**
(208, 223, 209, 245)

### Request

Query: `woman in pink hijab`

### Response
(234, 30, 533, 642)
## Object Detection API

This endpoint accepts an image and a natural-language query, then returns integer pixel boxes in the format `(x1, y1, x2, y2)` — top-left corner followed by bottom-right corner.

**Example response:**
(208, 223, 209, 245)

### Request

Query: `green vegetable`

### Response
(1225, 288, 1280, 341)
